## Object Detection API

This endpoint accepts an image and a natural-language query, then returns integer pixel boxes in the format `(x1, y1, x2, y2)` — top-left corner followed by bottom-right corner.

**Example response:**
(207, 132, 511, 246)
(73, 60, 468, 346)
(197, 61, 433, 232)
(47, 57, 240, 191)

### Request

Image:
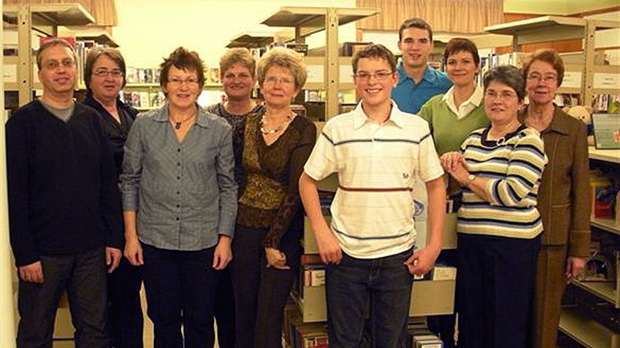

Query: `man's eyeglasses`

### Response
(42, 59, 75, 70)
(353, 71, 394, 82)
(93, 69, 123, 78)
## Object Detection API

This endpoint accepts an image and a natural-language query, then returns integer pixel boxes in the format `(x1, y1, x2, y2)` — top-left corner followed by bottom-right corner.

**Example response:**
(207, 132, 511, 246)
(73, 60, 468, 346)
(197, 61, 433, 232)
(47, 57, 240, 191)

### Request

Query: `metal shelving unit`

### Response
(260, 6, 379, 120)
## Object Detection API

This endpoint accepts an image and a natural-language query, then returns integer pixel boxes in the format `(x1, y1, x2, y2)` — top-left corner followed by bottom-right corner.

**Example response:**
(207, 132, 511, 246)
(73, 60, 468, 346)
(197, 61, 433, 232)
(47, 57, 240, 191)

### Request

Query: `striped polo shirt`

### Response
(458, 125, 547, 239)
(304, 102, 444, 259)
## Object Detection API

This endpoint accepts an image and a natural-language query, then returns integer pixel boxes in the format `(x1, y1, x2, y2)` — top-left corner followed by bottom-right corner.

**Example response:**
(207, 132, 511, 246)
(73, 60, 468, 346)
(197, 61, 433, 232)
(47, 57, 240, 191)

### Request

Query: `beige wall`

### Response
(114, 0, 358, 69)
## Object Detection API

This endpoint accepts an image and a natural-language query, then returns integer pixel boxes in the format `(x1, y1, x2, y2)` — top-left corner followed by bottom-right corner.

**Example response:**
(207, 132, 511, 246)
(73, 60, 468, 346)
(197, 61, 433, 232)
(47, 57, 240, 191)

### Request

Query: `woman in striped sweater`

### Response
(440, 65, 547, 348)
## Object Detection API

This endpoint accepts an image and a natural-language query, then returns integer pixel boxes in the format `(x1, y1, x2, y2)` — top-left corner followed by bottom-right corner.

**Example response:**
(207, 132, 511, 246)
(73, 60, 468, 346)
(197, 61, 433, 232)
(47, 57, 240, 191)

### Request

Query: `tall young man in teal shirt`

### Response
(392, 18, 452, 114)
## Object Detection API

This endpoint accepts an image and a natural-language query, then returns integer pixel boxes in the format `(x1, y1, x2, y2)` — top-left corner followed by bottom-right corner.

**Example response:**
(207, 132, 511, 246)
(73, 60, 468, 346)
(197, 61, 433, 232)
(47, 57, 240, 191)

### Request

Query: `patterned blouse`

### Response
(237, 110, 316, 249)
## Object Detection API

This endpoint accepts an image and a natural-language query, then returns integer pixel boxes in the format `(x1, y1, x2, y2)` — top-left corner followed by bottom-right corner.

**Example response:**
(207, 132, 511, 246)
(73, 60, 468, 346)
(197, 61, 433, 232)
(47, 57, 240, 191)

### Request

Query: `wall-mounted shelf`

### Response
(59, 26, 119, 47)
(226, 28, 294, 48)
(559, 307, 619, 348)
(3, 3, 95, 107)
(260, 7, 379, 120)
(589, 147, 620, 164)
(484, 16, 620, 108)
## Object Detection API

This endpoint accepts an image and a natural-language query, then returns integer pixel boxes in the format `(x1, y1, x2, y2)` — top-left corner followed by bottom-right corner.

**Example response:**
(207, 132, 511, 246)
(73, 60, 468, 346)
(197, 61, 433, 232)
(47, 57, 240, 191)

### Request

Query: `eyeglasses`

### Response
(484, 90, 518, 101)
(42, 58, 75, 70)
(526, 73, 557, 83)
(264, 76, 294, 86)
(93, 69, 123, 78)
(168, 77, 199, 87)
(353, 71, 394, 82)
(223, 72, 252, 80)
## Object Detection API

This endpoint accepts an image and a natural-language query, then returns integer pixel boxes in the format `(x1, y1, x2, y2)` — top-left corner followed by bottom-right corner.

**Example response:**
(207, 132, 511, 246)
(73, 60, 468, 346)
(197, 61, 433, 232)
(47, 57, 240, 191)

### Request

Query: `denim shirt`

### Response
(120, 103, 237, 251)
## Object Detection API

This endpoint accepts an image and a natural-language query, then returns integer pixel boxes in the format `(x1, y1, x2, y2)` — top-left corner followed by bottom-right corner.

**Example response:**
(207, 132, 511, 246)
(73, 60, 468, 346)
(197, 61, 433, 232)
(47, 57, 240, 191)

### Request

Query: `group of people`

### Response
(5, 15, 589, 348)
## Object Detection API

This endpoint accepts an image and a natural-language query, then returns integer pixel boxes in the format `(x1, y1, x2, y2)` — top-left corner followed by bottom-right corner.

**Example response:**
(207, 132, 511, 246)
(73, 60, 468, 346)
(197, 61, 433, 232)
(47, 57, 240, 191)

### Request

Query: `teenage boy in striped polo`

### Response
(300, 44, 446, 348)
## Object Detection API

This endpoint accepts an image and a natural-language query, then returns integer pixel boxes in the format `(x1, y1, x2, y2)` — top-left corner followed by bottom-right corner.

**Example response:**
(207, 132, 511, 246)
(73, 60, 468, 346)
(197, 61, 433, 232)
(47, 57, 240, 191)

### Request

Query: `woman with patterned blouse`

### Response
(232, 47, 316, 348)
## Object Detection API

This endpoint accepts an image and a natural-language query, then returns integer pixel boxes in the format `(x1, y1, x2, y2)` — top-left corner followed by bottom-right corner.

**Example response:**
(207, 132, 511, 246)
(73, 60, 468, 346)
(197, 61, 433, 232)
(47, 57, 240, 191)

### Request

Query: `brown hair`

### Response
(398, 17, 433, 42)
(352, 44, 397, 74)
(36, 38, 77, 70)
(522, 48, 565, 87)
(483, 65, 526, 102)
(443, 38, 480, 66)
(84, 47, 128, 89)
(159, 47, 206, 91)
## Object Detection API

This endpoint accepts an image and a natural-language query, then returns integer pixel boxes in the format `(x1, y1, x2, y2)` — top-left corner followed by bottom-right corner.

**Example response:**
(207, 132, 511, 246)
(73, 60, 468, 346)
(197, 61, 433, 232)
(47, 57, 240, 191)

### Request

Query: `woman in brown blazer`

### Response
(520, 48, 591, 348)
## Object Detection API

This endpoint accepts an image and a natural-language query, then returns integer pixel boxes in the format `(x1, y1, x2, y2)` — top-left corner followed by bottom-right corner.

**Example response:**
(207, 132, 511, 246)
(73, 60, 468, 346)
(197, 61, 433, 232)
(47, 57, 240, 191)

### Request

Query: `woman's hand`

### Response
(213, 235, 233, 270)
(265, 247, 290, 270)
(124, 235, 144, 266)
(440, 152, 466, 173)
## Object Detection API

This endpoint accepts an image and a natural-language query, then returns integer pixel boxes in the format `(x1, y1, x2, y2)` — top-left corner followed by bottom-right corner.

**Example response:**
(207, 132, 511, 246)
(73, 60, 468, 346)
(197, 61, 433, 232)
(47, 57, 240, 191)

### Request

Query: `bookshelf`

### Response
(260, 6, 379, 120)
(122, 83, 224, 111)
(484, 16, 620, 107)
(556, 146, 620, 347)
(3, 3, 95, 107)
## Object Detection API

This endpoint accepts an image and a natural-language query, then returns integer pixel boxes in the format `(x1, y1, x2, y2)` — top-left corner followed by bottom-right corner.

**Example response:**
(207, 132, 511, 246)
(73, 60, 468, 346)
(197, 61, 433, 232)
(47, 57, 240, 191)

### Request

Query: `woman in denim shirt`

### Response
(121, 47, 237, 348)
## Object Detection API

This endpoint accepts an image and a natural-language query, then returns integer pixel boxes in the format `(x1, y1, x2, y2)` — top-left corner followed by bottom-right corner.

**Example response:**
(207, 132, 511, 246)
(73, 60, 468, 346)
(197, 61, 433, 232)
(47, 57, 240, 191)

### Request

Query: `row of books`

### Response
(120, 91, 166, 109)
(283, 302, 328, 348)
(125, 66, 222, 84)
(592, 94, 620, 113)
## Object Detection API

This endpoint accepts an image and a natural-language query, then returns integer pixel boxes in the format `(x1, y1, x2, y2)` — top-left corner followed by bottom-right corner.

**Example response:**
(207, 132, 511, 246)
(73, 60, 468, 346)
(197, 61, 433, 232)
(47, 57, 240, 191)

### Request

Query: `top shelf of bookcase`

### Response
(3, 3, 94, 27)
(261, 7, 378, 38)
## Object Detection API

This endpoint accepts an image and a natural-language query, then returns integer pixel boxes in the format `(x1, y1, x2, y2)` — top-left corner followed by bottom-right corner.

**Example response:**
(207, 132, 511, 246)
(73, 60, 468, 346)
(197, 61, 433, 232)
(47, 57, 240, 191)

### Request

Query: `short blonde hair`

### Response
(220, 48, 256, 78)
(256, 47, 306, 89)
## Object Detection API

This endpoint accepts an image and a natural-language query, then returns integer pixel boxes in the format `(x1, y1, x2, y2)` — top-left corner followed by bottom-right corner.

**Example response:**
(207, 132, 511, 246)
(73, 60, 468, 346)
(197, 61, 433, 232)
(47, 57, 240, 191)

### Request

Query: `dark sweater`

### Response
(83, 93, 137, 179)
(6, 100, 122, 266)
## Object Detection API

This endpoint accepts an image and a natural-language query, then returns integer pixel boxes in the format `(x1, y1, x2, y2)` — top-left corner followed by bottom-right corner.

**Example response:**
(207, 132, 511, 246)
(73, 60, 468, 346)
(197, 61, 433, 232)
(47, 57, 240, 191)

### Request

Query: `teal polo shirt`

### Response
(392, 63, 452, 115)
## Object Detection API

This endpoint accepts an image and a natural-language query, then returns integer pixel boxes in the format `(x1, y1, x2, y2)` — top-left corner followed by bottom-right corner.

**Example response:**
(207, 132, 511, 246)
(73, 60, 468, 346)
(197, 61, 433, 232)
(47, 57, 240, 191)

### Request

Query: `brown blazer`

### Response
(520, 106, 591, 257)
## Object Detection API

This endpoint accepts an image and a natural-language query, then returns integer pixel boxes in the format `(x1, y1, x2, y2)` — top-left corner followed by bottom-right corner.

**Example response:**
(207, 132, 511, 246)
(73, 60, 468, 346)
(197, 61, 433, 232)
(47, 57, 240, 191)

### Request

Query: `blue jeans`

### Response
(326, 249, 414, 348)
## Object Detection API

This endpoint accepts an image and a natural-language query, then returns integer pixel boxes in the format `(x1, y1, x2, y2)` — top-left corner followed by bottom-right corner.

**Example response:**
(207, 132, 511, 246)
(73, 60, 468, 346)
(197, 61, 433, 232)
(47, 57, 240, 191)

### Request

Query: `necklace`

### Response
(260, 112, 293, 135)
(171, 113, 196, 130)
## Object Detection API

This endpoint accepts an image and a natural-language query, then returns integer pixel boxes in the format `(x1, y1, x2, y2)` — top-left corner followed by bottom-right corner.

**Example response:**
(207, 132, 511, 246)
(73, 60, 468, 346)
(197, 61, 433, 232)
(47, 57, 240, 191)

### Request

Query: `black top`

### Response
(6, 100, 123, 266)
(83, 93, 138, 179)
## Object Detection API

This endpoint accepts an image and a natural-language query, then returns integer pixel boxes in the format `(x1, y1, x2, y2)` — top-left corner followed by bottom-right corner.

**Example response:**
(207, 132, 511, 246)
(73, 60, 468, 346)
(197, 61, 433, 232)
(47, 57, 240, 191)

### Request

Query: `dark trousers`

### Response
(532, 244, 568, 348)
(141, 243, 218, 348)
(17, 246, 108, 348)
(107, 256, 144, 348)
(325, 249, 414, 348)
(214, 268, 235, 348)
(457, 234, 540, 348)
(231, 224, 302, 348)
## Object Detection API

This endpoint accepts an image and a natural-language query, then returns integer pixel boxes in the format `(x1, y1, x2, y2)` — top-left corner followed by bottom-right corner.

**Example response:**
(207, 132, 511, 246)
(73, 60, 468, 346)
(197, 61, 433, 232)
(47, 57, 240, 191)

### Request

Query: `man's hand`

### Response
(213, 235, 232, 270)
(265, 247, 290, 270)
(124, 236, 144, 266)
(316, 228, 343, 265)
(106, 247, 122, 273)
(566, 256, 586, 280)
(404, 246, 440, 276)
(19, 261, 44, 283)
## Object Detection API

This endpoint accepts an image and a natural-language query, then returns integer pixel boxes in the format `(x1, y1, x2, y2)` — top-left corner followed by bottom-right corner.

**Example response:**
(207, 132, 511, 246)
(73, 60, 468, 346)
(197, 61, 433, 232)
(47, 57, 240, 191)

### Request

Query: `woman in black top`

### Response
(83, 47, 143, 348)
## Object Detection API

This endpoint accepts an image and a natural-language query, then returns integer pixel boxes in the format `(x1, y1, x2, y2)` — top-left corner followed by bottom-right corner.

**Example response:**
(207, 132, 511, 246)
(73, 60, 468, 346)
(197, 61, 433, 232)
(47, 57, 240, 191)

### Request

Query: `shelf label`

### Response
(562, 71, 582, 89)
(3, 64, 17, 83)
(594, 73, 619, 89)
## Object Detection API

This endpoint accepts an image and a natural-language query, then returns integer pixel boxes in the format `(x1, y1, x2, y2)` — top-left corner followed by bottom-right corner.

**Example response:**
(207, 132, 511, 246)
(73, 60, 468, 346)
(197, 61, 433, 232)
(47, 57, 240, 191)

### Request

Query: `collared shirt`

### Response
(120, 103, 237, 251)
(443, 85, 483, 120)
(392, 62, 452, 115)
(304, 101, 444, 259)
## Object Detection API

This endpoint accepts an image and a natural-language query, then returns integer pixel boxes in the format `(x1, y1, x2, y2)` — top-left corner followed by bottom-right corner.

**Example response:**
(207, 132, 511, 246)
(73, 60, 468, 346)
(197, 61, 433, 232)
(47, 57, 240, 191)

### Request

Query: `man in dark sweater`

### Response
(5, 39, 122, 348)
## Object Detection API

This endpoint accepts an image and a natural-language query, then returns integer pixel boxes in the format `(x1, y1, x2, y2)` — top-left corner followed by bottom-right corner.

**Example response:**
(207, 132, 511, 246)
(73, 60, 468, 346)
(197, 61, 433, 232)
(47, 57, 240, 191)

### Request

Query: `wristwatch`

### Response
(466, 174, 476, 187)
